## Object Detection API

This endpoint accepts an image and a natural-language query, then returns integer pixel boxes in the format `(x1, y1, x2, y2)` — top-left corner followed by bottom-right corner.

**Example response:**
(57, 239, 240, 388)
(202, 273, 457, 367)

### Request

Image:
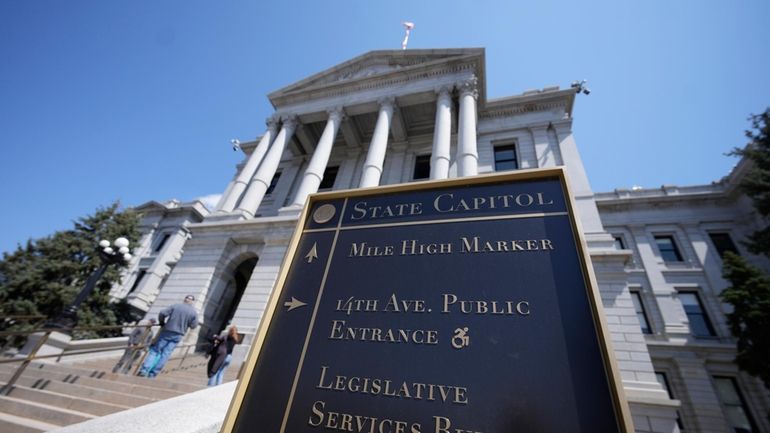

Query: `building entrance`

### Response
(200, 256, 257, 345)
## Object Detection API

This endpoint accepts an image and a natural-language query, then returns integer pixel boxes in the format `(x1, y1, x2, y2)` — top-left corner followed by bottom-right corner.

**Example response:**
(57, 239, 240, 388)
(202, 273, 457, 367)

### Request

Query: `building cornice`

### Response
(268, 49, 486, 110)
(480, 88, 576, 119)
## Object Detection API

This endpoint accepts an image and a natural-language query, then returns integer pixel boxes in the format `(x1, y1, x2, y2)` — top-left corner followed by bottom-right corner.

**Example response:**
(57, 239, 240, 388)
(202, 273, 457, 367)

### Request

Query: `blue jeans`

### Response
(207, 354, 231, 386)
(139, 331, 182, 378)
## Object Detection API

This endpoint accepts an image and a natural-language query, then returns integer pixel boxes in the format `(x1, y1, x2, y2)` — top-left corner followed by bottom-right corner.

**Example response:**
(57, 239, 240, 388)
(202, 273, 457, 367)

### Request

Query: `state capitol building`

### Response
(108, 48, 769, 433)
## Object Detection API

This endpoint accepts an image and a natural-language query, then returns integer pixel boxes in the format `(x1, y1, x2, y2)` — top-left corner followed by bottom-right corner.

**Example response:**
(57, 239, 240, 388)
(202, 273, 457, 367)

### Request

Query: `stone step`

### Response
(71, 359, 214, 383)
(2, 375, 156, 407)
(0, 395, 93, 426)
(0, 411, 59, 433)
(0, 362, 202, 394)
(4, 385, 130, 416)
(70, 356, 240, 385)
(0, 373, 170, 407)
(0, 371, 180, 401)
(73, 352, 206, 370)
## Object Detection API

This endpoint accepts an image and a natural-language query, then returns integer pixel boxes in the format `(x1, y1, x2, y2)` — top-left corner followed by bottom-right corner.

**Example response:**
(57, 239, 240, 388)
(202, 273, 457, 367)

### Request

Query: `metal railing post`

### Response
(178, 345, 191, 367)
(0, 330, 52, 395)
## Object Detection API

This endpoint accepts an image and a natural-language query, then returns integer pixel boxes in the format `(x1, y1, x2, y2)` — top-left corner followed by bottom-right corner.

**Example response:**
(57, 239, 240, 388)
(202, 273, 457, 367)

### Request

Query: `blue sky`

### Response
(1, 0, 768, 254)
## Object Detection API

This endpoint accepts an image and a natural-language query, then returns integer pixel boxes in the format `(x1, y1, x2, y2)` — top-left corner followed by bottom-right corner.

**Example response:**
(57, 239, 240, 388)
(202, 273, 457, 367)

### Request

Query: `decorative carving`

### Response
(377, 96, 396, 110)
(280, 115, 299, 131)
(480, 101, 568, 119)
(457, 75, 479, 99)
(435, 85, 453, 103)
(327, 106, 345, 122)
(275, 62, 483, 107)
(265, 115, 280, 132)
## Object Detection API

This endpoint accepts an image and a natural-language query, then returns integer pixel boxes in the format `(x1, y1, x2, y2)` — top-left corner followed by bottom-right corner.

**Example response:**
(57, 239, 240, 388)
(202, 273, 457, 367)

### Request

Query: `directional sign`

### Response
(222, 168, 633, 433)
(305, 242, 319, 263)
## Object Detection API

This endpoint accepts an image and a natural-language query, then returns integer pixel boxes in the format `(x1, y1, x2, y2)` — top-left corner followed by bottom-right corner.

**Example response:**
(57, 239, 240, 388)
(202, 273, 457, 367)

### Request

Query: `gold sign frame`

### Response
(221, 167, 634, 433)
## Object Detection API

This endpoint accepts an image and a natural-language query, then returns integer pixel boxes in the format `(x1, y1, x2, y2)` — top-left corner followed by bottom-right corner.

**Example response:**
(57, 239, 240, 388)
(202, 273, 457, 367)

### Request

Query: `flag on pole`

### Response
(401, 21, 414, 50)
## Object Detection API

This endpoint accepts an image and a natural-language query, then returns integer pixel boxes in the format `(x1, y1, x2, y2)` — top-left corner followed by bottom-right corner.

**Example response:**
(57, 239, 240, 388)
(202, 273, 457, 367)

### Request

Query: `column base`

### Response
(204, 210, 252, 222)
(19, 331, 73, 363)
(277, 204, 303, 217)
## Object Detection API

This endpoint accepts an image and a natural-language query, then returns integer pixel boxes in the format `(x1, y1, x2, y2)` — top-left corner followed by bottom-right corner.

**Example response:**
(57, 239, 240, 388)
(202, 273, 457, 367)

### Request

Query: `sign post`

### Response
(222, 168, 633, 433)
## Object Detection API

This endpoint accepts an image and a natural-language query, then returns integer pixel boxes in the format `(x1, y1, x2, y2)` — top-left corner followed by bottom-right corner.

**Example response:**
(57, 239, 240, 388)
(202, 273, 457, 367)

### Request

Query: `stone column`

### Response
(359, 98, 394, 188)
(236, 116, 298, 215)
(551, 119, 608, 239)
(217, 118, 279, 213)
(530, 124, 561, 168)
(291, 108, 344, 207)
(457, 76, 479, 177)
(431, 86, 453, 180)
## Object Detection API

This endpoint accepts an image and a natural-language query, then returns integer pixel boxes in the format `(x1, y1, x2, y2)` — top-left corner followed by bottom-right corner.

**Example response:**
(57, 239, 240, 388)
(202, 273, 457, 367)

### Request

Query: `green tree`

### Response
(0, 202, 141, 341)
(721, 108, 770, 388)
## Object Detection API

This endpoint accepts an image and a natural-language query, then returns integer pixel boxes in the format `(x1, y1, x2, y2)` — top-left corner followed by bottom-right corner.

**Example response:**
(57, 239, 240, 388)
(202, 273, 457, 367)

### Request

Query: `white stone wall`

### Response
(597, 188, 770, 433)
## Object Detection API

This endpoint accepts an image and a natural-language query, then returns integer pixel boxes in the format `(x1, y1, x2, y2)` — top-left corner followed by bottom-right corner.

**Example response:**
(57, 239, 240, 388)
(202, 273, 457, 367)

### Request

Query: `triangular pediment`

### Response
(269, 48, 484, 104)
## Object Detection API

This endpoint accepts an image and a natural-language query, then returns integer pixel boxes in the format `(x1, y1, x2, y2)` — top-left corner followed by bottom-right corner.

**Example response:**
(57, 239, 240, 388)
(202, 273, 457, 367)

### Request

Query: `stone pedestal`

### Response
(19, 331, 73, 363)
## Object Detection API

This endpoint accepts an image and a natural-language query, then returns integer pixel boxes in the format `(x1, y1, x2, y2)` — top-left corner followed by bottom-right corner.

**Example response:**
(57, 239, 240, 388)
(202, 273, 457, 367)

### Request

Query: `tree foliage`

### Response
(721, 253, 770, 387)
(730, 108, 770, 256)
(721, 108, 770, 388)
(0, 202, 140, 341)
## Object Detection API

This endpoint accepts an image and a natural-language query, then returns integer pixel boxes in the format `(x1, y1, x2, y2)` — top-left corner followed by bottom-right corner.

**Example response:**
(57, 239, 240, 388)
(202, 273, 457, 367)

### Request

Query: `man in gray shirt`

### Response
(138, 295, 198, 378)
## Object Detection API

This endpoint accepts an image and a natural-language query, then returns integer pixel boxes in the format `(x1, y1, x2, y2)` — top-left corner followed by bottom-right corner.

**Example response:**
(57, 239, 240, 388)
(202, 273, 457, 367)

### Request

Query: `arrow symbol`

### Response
(284, 297, 307, 312)
(305, 242, 318, 263)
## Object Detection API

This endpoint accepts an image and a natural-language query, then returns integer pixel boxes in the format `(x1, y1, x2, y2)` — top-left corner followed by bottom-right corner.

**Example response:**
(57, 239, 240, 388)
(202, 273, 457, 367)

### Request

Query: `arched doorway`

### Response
(200, 257, 258, 345)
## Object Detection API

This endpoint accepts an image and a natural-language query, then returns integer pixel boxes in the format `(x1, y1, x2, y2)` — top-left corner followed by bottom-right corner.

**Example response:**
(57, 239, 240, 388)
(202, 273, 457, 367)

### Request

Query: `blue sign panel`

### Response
(224, 169, 630, 433)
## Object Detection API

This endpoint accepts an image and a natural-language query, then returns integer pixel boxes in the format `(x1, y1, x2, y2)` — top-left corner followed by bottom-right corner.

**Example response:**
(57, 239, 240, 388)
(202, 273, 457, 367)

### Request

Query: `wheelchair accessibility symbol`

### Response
(452, 327, 470, 349)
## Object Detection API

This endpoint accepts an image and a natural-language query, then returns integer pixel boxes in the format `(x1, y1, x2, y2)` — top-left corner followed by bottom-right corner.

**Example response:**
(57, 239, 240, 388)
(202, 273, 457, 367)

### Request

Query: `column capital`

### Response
(265, 115, 280, 132)
(280, 114, 299, 131)
(550, 119, 572, 131)
(457, 75, 478, 99)
(377, 96, 396, 110)
(434, 85, 453, 102)
(327, 106, 345, 122)
(526, 122, 551, 133)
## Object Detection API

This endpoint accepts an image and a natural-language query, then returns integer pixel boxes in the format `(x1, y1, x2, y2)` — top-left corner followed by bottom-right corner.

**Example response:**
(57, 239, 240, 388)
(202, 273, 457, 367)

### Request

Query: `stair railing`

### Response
(0, 317, 204, 395)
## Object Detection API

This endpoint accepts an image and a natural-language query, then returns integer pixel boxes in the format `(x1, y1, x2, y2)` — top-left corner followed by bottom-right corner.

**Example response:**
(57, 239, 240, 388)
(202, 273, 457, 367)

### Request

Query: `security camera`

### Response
(571, 80, 591, 96)
(230, 139, 241, 151)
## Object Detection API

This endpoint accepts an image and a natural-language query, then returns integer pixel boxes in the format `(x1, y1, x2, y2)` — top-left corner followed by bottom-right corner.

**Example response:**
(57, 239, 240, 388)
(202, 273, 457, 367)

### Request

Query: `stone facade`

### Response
(111, 48, 768, 432)
(596, 159, 770, 433)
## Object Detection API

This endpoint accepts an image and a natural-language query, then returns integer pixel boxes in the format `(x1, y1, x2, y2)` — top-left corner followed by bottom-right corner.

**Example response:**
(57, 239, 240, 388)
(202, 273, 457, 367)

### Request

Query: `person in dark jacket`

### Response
(207, 325, 241, 386)
(139, 295, 198, 378)
(113, 318, 156, 373)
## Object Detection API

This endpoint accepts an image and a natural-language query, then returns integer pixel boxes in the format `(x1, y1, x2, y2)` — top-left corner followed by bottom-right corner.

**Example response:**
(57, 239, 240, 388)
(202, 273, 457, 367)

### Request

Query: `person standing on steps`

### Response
(113, 318, 156, 374)
(207, 325, 241, 386)
(138, 295, 198, 378)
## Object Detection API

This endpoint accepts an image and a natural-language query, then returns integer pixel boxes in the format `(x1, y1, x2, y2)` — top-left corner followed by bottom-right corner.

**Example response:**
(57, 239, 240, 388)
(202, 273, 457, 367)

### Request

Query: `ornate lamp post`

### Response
(49, 237, 133, 330)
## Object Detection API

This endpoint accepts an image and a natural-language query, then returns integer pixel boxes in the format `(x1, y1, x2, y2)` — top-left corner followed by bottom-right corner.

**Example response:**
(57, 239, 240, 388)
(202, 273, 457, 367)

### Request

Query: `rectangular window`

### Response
(266, 172, 281, 195)
(713, 376, 757, 433)
(154, 234, 171, 253)
(319, 166, 339, 190)
(129, 270, 147, 294)
(614, 235, 626, 250)
(413, 155, 431, 180)
(679, 291, 716, 337)
(494, 145, 518, 171)
(709, 233, 739, 258)
(630, 291, 652, 334)
(655, 372, 684, 430)
(655, 235, 684, 262)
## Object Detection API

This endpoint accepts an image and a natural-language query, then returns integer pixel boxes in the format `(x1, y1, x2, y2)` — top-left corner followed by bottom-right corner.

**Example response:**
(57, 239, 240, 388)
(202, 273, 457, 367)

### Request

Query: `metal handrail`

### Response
(0, 317, 206, 395)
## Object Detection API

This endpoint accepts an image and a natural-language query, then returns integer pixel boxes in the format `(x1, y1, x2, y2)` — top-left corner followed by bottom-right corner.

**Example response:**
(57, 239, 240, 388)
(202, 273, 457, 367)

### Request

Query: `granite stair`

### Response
(0, 353, 239, 432)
